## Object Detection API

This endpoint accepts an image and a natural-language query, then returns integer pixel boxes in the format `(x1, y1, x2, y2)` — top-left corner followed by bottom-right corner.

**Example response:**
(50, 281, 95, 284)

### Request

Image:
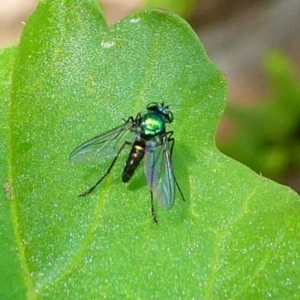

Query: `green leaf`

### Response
(0, 47, 28, 299)
(2, 0, 300, 298)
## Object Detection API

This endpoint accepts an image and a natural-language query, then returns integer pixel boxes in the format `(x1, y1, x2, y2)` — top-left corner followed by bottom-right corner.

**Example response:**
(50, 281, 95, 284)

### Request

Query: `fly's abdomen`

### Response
(122, 140, 145, 183)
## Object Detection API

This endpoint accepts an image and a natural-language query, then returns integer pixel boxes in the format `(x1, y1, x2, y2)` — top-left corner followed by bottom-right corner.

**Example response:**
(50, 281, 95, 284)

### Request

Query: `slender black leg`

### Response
(79, 141, 131, 197)
(167, 132, 186, 202)
(150, 190, 158, 224)
(173, 177, 186, 202)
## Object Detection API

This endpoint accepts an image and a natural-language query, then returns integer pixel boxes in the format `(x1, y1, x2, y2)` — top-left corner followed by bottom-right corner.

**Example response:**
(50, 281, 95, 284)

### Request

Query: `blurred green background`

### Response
(1, 0, 299, 191)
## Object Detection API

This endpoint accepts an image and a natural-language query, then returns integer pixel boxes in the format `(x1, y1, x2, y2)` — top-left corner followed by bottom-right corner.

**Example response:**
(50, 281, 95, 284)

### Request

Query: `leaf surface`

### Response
(1, 0, 300, 298)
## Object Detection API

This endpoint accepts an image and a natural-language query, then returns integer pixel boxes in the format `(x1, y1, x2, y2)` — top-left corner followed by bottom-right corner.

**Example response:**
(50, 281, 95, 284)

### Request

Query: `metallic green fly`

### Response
(70, 102, 185, 223)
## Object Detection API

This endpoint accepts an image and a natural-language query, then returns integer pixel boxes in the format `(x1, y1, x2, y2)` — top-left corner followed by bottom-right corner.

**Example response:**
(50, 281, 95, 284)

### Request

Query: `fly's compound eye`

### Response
(146, 102, 159, 111)
(167, 111, 174, 123)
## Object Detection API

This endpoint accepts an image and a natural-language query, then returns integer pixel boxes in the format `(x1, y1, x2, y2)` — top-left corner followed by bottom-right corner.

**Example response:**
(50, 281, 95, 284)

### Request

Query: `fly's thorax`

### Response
(141, 112, 165, 137)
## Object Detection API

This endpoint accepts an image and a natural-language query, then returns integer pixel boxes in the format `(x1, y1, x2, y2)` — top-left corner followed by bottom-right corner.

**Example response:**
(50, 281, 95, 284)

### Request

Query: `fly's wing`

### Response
(69, 120, 137, 164)
(144, 135, 175, 210)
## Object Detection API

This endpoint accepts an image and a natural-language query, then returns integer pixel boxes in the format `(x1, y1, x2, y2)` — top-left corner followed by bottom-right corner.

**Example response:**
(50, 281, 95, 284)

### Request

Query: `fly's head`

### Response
(146, 102, 174, 124)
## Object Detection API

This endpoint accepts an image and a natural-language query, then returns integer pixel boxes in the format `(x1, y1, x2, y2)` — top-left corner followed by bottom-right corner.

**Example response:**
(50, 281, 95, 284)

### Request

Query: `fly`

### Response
(69, 102, 185, 223)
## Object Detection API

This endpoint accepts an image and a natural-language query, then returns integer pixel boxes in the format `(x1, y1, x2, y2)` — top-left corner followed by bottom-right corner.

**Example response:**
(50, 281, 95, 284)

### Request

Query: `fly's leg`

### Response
(150, 190, 158, 224)
(79, 141, 132, 197)
(167, 131, 186, 202)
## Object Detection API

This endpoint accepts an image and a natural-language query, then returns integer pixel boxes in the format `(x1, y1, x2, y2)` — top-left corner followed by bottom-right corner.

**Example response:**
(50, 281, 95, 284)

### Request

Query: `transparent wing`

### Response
(144, 135, 175, 210)
(69, 119, 137, 164)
